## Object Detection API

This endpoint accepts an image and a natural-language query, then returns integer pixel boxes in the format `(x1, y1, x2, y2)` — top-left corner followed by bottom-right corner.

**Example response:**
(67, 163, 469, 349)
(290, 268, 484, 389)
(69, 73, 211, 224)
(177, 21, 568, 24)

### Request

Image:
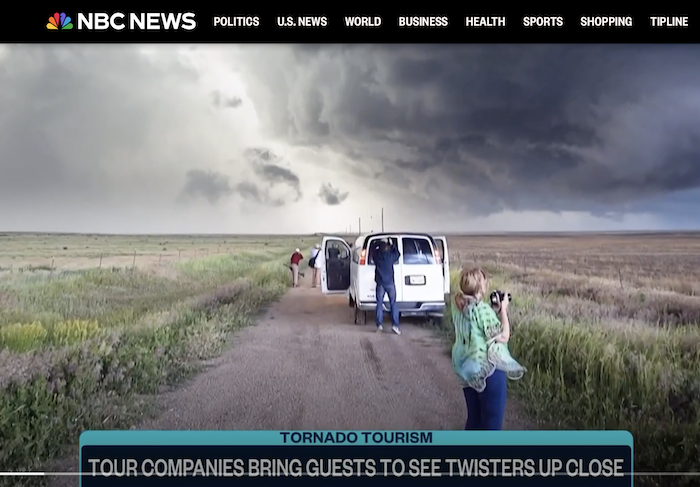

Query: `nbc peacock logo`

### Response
(46, 12, 73, 30)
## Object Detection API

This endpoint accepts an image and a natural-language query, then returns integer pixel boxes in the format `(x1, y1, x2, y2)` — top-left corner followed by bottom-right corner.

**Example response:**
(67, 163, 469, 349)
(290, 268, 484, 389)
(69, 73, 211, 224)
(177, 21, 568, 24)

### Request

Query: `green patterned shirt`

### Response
(451, 298, 526, 392)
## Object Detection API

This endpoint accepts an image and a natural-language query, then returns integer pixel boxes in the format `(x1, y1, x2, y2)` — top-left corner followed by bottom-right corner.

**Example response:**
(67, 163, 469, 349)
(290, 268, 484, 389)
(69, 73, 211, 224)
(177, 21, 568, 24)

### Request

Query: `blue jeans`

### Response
(375, 283, 400, 327)
(463, 370, 507, 430)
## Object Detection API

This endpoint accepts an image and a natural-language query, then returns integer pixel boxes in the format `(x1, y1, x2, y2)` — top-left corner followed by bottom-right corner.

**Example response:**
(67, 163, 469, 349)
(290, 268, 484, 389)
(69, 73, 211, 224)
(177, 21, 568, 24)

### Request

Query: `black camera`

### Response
(489, 290, 512, 307)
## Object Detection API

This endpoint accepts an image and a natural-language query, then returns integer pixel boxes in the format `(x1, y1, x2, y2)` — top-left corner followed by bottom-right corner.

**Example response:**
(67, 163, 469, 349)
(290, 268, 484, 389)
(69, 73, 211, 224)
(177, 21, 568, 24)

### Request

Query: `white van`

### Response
(320, 233, 450, 324)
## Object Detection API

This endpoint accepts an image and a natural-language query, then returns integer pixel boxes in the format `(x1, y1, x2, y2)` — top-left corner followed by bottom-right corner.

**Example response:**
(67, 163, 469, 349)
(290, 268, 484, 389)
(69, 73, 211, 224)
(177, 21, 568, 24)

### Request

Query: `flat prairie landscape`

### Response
(0, 232, 698, 487)
(445, 232, 700, 487)
(450, 232, 700, 294)
(0, 233, 307, 272)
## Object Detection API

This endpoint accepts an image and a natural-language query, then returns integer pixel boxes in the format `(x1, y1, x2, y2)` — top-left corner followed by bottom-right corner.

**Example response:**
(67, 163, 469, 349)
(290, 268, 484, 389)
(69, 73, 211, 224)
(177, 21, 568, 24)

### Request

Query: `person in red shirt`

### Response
(290, 248, 304, 287)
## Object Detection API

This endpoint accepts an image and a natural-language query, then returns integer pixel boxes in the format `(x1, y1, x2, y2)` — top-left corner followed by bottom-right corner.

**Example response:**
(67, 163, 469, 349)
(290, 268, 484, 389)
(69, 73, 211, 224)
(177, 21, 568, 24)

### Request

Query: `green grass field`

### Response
(1, 232, 698, 487)
(0, 234, 308, 483)
(442, 233, 700, 487)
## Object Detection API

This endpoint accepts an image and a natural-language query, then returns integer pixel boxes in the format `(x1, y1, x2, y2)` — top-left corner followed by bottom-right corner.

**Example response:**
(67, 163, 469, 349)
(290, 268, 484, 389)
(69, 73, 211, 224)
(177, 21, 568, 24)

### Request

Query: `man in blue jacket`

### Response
(372, 238, 401, 335)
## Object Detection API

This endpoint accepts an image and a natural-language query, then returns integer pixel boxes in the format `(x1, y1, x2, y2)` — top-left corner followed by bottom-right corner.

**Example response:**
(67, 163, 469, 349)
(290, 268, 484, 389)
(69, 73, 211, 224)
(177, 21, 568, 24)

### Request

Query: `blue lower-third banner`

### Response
(78, 430, 633, 486)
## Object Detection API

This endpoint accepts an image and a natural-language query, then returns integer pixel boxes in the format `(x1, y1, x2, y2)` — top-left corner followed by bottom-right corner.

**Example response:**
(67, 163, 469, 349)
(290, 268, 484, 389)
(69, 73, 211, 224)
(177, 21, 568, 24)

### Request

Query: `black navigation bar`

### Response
(7, 9, 698, 42)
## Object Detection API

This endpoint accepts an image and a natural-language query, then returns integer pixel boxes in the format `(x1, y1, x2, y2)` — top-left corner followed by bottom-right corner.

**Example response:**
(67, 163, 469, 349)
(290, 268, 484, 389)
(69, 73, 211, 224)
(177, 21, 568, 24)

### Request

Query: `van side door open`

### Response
(321, 236, 351, 294)
(434, 236, 450, 294)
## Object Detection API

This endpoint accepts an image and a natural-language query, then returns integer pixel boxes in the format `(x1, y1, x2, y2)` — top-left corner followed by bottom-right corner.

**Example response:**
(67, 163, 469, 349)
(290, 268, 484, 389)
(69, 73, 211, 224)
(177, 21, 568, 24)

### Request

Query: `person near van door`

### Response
(451, 267, 526, 430)
(372, 239, 401, 335)
(313, 244, 325, 289)
(290, 248, 303, 288)
(309, 243, 321, 288)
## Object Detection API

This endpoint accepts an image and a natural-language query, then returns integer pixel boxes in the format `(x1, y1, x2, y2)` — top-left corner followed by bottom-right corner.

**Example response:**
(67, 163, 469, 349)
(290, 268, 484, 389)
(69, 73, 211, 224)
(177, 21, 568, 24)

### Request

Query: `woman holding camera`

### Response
(451, 267, 526, 430)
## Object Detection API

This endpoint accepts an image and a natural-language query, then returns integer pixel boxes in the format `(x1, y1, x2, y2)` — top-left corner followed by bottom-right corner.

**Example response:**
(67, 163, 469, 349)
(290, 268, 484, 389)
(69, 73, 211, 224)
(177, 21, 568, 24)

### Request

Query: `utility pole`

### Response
(358, 217, 362, 235)
(381, 207, 384, 232)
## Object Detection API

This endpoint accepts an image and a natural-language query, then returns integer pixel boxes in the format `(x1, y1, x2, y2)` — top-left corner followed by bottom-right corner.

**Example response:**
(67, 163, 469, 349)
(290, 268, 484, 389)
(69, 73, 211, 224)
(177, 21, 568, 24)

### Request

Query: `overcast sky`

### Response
(1, 44, 699, 234)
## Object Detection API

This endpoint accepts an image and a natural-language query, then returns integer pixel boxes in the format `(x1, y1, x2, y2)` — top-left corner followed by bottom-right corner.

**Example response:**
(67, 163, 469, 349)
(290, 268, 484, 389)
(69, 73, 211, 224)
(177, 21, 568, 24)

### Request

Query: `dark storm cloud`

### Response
(0, 44, 209, 214)
(180, 166, 293, 208)
(239, 44, 700, 216)
(3, 43, 699, 233)
(256, 163, 300, 187)
(234, 181, 262, 202)
(211, 90, 242, 109)
(180, 169, 233, 204)
(233, 181, 286, 207)
(222, 148, 303, 207)
(244, 148, 302, 201)
(318, 183, 349, 205)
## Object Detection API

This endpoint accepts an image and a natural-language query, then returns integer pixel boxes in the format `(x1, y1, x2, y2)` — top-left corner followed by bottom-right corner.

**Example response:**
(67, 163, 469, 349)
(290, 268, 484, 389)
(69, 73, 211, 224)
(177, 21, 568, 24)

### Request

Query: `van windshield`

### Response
(402, 237, 436, 265)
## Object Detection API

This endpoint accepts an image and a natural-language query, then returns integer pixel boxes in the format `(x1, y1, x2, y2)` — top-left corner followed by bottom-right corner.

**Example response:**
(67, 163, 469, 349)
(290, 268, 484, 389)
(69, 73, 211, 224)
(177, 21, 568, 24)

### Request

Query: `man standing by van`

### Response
(290, 248, 303, 288)
(372, 239, 401, 335)
(309, 243, 321, 288)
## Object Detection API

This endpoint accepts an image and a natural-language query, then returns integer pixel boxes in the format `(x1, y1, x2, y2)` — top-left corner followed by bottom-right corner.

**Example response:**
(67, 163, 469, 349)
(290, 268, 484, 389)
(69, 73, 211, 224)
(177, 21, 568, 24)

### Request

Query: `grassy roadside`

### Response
(439, 267, 700, 487)
(0, 250, 289, 480)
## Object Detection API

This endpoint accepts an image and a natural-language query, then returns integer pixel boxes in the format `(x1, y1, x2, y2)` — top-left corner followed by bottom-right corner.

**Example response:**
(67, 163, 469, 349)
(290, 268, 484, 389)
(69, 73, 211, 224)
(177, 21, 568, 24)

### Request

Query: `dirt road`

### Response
(50, 272, 531, 484)
(144, 290, 463, 431)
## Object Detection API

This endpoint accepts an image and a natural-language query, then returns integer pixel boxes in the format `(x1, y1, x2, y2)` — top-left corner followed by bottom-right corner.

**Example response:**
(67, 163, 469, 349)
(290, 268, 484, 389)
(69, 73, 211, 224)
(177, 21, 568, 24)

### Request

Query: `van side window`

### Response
(327, 241, 349, 260)
(402, 237, 436, 265)
(435, 239, 445, 264)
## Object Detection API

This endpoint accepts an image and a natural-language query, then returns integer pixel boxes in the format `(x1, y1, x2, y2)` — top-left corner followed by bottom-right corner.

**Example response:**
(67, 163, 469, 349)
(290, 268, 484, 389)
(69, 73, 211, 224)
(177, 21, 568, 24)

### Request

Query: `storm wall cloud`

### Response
(180, 169, 233, 204)
(0, 43, 698, 232)
(319, 183, 349, 206)
(238, 45, 700, 219)
(242, 148, 303, 205)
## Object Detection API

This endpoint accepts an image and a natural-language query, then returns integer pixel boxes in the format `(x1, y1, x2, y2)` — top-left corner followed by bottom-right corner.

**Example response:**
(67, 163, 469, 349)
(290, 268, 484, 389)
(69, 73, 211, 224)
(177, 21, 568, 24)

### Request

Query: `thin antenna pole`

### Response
(358, 217, 362, 234)
(381, 207, 384, 232)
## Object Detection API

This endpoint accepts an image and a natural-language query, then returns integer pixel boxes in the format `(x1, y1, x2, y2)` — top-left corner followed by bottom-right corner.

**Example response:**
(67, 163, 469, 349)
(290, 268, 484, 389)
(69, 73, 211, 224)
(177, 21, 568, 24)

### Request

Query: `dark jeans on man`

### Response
(463, 370, 507, 430)
(375, 282, 400, 327)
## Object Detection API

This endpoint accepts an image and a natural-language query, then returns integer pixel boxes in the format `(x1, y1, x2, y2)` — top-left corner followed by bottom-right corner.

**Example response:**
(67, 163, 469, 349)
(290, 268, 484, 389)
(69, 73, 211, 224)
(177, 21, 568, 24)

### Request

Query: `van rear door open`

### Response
(398, 235, 444, 305)
(434, 236, 450, 294)
(363, 236, 403, 303)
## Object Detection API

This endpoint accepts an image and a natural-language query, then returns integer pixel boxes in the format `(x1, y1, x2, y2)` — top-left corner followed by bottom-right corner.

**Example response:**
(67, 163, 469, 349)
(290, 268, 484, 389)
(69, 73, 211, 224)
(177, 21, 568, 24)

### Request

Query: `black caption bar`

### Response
(80, 445, 633, 487)
(4, 8, 697, 42)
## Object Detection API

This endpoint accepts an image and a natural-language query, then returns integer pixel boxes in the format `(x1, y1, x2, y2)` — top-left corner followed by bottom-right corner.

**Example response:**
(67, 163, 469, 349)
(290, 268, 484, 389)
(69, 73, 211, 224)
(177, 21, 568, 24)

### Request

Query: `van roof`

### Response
(360, 232, 434, 238)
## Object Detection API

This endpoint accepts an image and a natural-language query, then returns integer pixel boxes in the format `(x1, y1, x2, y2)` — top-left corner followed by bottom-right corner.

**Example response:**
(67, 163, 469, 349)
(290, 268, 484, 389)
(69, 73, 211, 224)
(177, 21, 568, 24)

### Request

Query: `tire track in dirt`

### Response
(142, 271, 471, 431)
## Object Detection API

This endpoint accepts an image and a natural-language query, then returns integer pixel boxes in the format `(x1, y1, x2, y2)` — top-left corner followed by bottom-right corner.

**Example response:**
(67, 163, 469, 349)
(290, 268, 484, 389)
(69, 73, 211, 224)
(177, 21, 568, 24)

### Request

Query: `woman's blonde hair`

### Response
(454, 267, 488, 310)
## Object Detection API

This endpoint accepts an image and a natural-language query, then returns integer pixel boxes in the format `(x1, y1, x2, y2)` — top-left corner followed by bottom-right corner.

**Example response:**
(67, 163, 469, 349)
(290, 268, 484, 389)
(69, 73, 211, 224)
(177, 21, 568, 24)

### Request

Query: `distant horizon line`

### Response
(1, 230, 699, 237)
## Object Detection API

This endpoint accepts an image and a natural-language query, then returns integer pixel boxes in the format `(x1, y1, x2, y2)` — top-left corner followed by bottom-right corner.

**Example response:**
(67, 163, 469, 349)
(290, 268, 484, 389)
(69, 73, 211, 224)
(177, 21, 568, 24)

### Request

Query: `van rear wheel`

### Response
(353, 303, 368, 325)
